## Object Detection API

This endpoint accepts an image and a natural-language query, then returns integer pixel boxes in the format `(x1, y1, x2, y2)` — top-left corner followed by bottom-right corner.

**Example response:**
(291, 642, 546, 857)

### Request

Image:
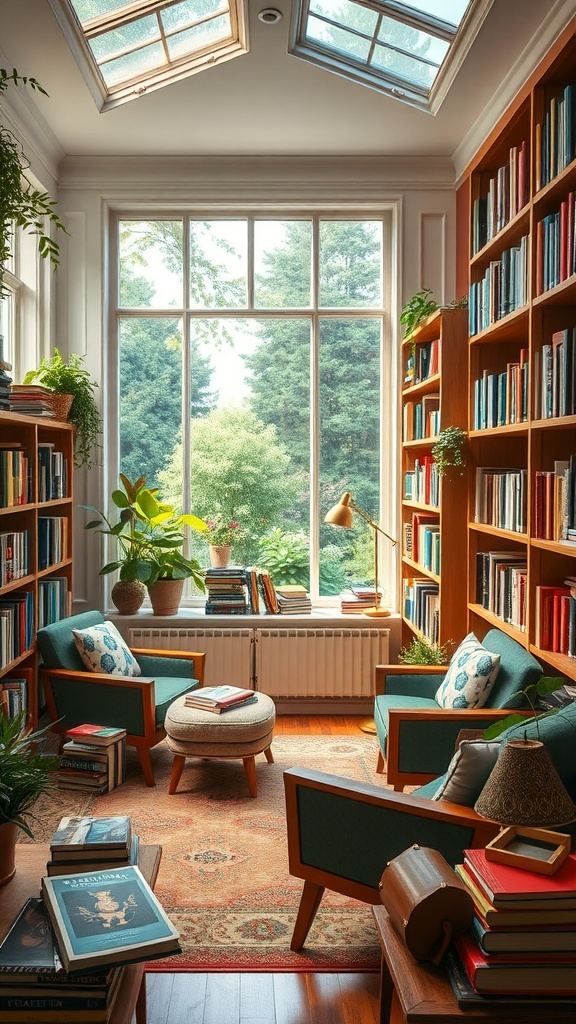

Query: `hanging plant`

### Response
(432, 426, 467, 476)
(399, 288, 438, 339)
(0, 68, 67, 295)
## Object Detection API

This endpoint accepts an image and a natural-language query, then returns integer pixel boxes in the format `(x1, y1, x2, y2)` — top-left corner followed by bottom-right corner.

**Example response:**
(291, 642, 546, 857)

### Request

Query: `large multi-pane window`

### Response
(113, 212, 391, 603)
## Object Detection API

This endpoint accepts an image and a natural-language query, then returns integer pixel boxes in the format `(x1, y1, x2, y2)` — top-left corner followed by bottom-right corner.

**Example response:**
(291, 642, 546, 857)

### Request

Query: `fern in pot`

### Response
(23, 349, 102, 468)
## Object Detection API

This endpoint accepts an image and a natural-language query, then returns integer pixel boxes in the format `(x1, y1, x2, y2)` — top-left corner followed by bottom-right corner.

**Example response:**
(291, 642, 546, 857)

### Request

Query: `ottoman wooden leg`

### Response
(264, 745, 274, 764)
(168, 754, 186, 795)
(242, 755, 257, 798)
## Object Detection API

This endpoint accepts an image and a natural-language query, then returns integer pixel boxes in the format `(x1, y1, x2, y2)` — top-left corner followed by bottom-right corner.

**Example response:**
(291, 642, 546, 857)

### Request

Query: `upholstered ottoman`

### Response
(164, 690, 276, 798)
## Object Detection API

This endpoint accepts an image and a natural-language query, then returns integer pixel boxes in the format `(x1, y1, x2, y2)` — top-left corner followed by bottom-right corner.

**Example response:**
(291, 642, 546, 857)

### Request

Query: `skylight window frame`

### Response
(48, 0, 249, 111)
(289, 0, 494, 114)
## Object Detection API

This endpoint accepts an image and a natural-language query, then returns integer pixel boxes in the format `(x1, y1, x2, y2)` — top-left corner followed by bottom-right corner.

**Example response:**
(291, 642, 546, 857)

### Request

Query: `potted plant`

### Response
(0, 68, 67, 297)
(398, 636, 451, 665)
(0, 712, 59, 886)
(399, 288, 438, 339)
(203, 514, 242, 568)
(23, 349, 102, 468)
(431, 425, 467, 476)
(84, 474, 207, 615)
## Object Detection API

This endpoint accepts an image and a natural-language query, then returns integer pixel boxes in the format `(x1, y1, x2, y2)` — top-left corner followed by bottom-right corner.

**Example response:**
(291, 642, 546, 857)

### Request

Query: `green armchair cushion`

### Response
(37, 610, 105, 671)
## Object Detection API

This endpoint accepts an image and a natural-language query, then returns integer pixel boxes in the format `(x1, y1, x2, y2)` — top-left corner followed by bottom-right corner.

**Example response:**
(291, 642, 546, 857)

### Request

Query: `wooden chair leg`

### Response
(264, 745, 274, 764)
(291, 879, 325, 951)
(243, 754, 257, 797)
(168, 754, 186, 795)
(376, 748, 386, 775)
(137, 746, 156, 787)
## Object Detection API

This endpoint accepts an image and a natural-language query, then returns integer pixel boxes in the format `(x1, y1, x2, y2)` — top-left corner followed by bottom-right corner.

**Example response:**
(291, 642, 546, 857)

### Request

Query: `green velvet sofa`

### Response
(374, 628, 543, 790)
(284, 698, 576, 952)
(36, 611, 205, 786)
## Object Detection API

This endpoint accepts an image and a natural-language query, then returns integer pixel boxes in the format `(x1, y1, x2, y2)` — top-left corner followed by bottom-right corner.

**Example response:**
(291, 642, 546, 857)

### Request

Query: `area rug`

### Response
(21, 734, 389, 972)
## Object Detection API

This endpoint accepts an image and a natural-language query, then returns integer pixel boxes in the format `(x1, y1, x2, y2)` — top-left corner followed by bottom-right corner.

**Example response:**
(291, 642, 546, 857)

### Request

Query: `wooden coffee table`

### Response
(0, 844, 161, 1024)
(373, 905, 576, 1024)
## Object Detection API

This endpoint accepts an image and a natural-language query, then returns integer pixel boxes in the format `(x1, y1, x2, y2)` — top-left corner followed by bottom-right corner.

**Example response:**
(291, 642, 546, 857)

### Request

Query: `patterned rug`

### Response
(21, 734, 389, 972)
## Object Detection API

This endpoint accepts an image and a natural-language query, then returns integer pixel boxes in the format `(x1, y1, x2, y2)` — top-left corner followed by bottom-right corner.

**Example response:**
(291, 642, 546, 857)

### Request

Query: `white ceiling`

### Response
(0, 0, 568, 165)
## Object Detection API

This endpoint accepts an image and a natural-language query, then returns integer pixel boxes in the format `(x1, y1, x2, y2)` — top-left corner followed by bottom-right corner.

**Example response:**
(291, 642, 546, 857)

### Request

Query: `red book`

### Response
(465, 848, 576, 907)
(455, 931, 576, 994)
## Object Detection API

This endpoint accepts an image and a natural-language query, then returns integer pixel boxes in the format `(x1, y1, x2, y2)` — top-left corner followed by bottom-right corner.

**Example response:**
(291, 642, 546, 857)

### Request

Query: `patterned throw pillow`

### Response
(72, 621, 141, 677)
(435, 633, 500, 710)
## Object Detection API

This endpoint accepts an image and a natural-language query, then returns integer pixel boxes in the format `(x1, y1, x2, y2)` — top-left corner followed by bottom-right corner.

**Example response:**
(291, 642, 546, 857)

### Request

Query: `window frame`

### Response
(107, 205, 397, 609)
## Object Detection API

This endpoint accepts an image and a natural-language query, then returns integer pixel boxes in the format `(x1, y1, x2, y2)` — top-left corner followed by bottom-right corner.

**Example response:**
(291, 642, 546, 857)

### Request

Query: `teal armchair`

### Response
(374, 628, 543, 790)
(285, 700, 576, 952)
(37, 611, 205, 786)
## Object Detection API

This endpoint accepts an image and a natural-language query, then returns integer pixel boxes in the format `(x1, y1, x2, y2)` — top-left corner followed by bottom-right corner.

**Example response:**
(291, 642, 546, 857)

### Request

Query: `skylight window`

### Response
(48, 0, 248, 110)
(289, 0, 490, 113)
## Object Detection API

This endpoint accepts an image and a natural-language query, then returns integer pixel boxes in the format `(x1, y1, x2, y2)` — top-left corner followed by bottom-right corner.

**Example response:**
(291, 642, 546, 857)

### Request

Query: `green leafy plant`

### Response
(23, 349, 102, 468)
(399, 288, 438, 339)
(83, 474, 207, 592)
(483, 676, 568, 741)
(398, 636, 451, 665)
(0, 69, 67, 295)
(257, 528, 310, 587)
(432, 425, 467, 476)
(0, 712, 59, 837)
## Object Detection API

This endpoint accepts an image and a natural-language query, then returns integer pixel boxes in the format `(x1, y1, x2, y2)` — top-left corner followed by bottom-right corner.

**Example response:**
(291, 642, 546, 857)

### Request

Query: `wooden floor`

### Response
(143, 714, 382, 1024)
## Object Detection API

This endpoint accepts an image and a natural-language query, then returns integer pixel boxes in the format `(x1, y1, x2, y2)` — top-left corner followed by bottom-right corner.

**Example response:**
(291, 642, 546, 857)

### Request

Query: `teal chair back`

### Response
(37, 611, 105, 671)
(481, 628, 543, 708)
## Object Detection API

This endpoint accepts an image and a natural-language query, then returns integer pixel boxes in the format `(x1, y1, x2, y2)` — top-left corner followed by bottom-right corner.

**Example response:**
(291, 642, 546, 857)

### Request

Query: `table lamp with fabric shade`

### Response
(324, 491, 396, 618)
(475, 738, 576, 826)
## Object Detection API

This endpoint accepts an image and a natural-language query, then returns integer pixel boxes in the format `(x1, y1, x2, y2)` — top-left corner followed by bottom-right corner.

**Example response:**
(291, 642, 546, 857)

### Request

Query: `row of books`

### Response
(403, 577, 439, 643)
(204, 568, 311, 616)
(535, 582, 576, 656)
(0, 368, 11, 413)
(472, 350, 528, 430)
(0, 445, 32, 507)
(184, 685, 257, 714)
(0, 590, 34, 669)
(474, 466, 527, 534)
(57, 724, 127, 795)
(535, 191, 576, 294)
(535, 328, 576, 420)
(403, 455, 439, 508)
(0, 530, 29, 586)
(403, 337, 439, 386)
(471, 139, 529, 255)
(38, 576, 70, 629)
(468, 235, 529, 336)
(536, 83, 576, 191)
(447, 845, 576, 1000)
(38, 442, 68, 502)
(404, 513, 440, 575)
(38, 516, 68, 571)
(402, 393, 439, 442)
(475, 551, 527, 631)
(0, 673, 28, 720)
(534, 459, 576, 543)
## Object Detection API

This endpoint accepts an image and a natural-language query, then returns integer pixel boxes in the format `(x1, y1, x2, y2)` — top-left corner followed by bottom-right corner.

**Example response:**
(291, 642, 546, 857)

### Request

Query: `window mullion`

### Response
(309, 215, 320, 599)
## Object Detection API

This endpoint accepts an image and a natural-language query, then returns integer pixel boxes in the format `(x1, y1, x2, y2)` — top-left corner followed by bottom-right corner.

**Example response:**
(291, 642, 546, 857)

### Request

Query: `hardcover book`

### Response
(455, 930, 576, 994)
(50, 817, 131, 853)
(465, 847, 576, 906)
(41, 865, 181, 973)
(456, 863, 576, 927)
(444, 945, 576, 1007)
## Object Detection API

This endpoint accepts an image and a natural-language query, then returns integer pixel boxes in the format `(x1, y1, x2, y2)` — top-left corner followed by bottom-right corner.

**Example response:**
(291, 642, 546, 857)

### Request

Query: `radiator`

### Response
(129, 628, 254, 688)
(256, 628, 389, 698)
(129, 626, 389, 698)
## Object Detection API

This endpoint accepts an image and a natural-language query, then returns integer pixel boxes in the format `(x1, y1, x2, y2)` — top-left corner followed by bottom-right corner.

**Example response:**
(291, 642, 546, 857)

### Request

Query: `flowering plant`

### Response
(204, 515, 242, 547)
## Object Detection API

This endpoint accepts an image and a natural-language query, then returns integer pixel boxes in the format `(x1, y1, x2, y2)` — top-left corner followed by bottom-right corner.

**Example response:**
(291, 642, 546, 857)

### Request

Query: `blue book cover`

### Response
(41, 865, 180, 974)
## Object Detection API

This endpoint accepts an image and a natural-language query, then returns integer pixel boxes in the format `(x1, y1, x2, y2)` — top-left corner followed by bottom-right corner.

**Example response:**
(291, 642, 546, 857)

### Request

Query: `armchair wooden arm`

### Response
(284, 767, 499, 951)
(130, 649, 206, 685)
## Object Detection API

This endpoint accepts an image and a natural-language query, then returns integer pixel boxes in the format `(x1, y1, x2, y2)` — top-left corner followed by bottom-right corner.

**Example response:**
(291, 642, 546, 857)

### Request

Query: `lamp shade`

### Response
(474, 739, 576, 827)
(324, 492, 353, 528)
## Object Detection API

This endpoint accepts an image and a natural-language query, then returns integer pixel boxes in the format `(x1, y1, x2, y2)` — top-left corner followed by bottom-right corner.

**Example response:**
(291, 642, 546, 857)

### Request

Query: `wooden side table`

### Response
(0, 844, 161, 1024)
(373, 905, 576, 1024)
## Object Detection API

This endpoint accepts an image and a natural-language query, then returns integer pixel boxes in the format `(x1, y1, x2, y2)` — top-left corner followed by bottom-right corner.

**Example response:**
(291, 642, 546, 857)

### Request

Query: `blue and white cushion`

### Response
(435, 632, 500, 709)
(72, 621, 141, 677)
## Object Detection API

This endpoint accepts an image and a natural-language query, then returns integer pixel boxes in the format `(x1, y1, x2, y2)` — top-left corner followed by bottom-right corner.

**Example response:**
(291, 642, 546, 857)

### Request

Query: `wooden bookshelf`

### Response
(0, 410, 74, 727)
(459, 19, 576, 678)
(400, 307, 468, 654)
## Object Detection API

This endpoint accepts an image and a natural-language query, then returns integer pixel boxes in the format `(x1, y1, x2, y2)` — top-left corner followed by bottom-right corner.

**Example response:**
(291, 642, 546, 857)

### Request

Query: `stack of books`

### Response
(204, 567, 249, 614)
(445, 846, 576, 1004)
(274, 584, 312, 614)
(57, 724, 126, 794)
(184, 684, 258, 714)
(46, 815, 138, 877)
(9, 384, 56, 418)
(339, 587, 378, 613)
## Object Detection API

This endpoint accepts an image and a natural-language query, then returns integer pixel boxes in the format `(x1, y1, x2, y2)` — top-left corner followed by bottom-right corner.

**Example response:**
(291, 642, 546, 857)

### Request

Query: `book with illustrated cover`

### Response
(184, 685, 255, 707)
(41, 865, 181, 973)
(50, 817, 131, 854)
(464, 847, 576, 906)
(65, 725, 126, 746)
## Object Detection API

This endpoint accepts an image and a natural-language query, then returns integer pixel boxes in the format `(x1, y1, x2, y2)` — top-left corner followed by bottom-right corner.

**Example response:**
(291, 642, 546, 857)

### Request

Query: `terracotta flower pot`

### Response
(111, 579, 146, 615)
(0, 822, 18, 887)
(148, 579, 184, 615)
(209, 545, 231, 568)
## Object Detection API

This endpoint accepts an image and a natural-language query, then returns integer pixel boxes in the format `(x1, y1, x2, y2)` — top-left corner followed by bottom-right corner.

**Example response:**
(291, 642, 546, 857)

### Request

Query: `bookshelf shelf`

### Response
(460, 19, 576, 675)
(0, 411, 74, 727)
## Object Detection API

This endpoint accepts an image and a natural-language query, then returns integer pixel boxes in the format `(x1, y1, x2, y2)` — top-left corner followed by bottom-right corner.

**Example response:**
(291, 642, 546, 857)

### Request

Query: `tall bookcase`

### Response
(459, 20, 576, 681)
(0, 410, 74, 728)
(400, 306, 468, 654)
